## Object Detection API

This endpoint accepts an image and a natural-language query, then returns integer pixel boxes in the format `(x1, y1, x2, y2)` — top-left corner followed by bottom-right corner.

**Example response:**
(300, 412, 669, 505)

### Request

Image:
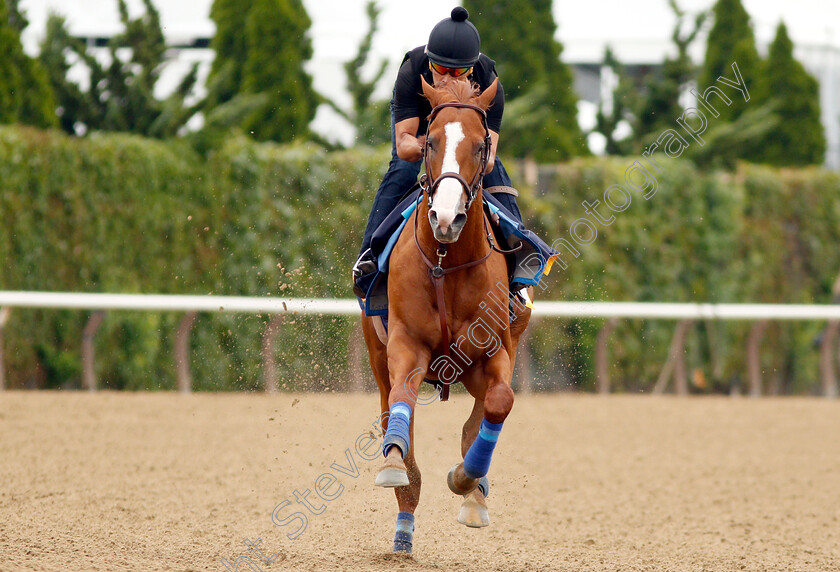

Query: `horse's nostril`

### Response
(429, 210, 438, 226)
(453, 213, 467, 229)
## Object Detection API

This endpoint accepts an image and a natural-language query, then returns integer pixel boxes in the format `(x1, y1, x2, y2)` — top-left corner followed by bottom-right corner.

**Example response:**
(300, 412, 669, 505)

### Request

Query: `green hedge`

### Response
(1, 126, 838, 392)
(509, 158, 840, 393)
(0, 127, 385, 390)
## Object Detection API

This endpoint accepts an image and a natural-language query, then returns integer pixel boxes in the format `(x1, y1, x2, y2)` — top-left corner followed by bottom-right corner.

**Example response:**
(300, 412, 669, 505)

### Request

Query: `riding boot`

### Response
(352, 249, 378, 298)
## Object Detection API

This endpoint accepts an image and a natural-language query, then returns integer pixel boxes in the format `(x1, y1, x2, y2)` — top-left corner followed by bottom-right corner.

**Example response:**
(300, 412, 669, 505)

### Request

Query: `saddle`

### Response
(357, 186, 558, 318)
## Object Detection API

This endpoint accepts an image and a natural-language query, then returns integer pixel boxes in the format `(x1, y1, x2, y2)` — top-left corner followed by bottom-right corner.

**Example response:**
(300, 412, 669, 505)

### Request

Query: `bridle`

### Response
(415, 99, 496, 280)
(412, 99, 516, 401)
(419, 101, 492, 212)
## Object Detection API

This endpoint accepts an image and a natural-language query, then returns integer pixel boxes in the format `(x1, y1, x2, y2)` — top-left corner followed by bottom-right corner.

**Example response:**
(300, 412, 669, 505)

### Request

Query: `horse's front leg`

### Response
(375, 331, 429, 553)
(375, 334, 429, 486)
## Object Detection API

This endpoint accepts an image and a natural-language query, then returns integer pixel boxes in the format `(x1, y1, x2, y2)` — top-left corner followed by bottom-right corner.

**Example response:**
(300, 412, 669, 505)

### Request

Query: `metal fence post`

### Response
(820, 321, 839, 398)
(348, 320, 372, 392)
(174, 312, 197, 393)
(514, 317, 537, 394)
(595, 317, 619, 394)
(262, 314, 284, 393)
(653, 320, 693, 395)
(746, 320, 769, 397)
(0, 307, 10, 390)
(82, 311, 106, 391)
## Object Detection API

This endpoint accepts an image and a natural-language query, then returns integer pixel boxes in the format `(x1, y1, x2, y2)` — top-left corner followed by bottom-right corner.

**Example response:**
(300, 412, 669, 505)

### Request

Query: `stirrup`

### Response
(352, 249, 377, 278)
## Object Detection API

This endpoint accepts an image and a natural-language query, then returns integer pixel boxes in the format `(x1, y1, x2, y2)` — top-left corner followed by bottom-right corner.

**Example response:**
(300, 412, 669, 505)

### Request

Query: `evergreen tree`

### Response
(343, 1, 389, 146)
(207, 0, 251, 108)
(755, 22, 825, 166)
(699, 0, 760, 123)
(240, 0, 316, 142)
(39, 0, 199, 137)
(0, 0, 56, 127)
(636, 0, 707, 144)
(323, 1, 389, 146)
(39, 14, 87, 133)
(463, 0, 585, 161)
(0, 0, 24, 123)
(592, 46, 637, 155)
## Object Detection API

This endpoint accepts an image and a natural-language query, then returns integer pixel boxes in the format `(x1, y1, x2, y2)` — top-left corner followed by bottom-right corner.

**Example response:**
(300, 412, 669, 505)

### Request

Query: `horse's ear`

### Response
(475, 78, 499, 111)
(421, 76, 439, 106)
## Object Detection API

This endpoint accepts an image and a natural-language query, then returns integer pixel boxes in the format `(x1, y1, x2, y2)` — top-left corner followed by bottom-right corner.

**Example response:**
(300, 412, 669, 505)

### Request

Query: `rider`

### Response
(352, 6, 523, 297)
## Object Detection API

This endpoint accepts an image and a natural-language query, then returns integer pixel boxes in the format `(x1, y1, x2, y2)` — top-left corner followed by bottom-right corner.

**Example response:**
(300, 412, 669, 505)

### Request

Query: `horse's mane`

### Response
(430, 81, 481, 104)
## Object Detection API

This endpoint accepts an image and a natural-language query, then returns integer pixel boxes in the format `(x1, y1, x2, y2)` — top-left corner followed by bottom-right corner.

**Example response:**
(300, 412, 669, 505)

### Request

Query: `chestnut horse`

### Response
(361, 77, 531, 553)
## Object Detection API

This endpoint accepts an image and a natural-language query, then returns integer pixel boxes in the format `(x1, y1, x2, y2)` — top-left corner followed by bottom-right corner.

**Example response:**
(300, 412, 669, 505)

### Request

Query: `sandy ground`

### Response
(0, 391, 839, 572)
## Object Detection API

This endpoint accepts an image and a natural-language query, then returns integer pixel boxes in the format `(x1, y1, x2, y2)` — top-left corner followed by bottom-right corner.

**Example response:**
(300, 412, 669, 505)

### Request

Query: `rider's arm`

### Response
(395, 118, 425, 162)
(486, 130, 499, 174)
(485, 68, 504, 175)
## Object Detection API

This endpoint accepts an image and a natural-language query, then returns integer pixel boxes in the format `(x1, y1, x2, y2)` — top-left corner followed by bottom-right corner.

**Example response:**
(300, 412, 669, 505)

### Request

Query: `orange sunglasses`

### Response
(429, 61, 473, 78)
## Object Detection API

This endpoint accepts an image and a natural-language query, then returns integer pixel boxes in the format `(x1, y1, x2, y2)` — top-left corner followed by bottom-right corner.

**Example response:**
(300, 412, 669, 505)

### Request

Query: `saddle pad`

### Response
(358, 190, 559, 317)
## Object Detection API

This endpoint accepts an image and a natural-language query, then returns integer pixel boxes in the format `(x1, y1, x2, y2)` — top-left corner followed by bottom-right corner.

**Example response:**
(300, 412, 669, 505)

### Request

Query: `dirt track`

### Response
(1, 391, 839, 572)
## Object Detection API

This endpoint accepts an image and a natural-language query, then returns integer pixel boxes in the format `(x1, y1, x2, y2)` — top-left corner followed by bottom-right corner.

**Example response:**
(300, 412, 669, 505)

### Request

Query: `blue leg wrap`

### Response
(477, 476, 490, 499)
(463, 419, 503, 479)
(393, 511, 414, 553)
(382, 402, 412, 459)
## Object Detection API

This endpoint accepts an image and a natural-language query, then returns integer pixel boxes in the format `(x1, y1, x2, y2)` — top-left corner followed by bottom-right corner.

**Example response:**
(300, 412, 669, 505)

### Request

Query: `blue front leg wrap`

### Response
(382, 402, 412, 459)
(463, 419, 503, 479)
(393, 511, 415, 553)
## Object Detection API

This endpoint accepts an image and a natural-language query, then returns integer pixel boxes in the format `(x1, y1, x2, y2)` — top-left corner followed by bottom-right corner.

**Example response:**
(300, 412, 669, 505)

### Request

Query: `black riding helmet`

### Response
(426, 7, 481, 68)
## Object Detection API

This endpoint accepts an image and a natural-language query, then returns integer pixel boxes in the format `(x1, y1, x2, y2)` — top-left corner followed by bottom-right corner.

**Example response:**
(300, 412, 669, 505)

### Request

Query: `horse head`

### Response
(420, 77, 498, 243)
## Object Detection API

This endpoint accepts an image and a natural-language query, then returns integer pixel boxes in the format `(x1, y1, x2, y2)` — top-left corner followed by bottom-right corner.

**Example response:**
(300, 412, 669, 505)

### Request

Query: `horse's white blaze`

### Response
(431, 121, 465, 231)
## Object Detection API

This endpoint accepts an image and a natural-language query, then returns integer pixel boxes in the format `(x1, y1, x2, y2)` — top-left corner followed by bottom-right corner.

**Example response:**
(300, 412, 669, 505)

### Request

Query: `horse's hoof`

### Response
(375, 467, 409, 487)
(447, 463, 479, 495)
(375, 452, 409, 487)
(457, 489, 490, 528)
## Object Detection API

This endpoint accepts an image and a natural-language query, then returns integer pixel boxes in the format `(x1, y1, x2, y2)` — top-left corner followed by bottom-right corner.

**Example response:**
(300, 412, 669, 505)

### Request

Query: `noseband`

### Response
(420, 102, 492, 211)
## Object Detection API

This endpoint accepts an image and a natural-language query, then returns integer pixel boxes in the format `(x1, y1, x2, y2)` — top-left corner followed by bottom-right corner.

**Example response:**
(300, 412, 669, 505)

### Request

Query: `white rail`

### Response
(532, 301, 840, 320)
(0, 291, 837, 396)
(0, 291, 360, 315)
(1, 291, 839, 320)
